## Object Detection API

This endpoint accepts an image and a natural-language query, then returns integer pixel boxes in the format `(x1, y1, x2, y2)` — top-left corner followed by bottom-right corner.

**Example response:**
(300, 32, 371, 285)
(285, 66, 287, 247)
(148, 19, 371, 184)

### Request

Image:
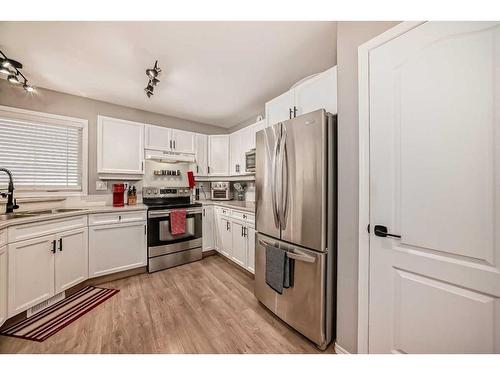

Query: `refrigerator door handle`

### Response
(270, 127, 281, 229)
(286, 250, 316, 263)
(279, 126, 289, 230)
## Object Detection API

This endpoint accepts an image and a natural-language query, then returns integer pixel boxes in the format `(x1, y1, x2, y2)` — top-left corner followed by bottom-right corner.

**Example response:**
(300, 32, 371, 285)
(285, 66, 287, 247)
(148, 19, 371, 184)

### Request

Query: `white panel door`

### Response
(89, 222, 147, 278)
(213, 206, 221, 251)
(145, 124, 172, 151)
(231, 220, 246, 267)
(250, 119, 267, 150)
(229, 130, 243, 176)
(194, 133, 208, 176)
(55, 227, 88, 294)
(202, 205, 215, 251)
(8, 235, 55, 316)
(208, 135, 230, 176)
(0, 245, 7, 326)
(368, 21, 500, 353)
(172, 129, 195, 154)
(294, 66, 337, 116)
(219, 217, 232, 258)
(97, 116, 145, 175)
(246, 225, 255, 274)
(265, 90, 294, 127)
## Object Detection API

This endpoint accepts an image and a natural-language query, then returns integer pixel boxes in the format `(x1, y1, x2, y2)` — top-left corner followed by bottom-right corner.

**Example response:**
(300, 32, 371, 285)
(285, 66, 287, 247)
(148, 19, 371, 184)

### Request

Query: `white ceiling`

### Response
(0, 22, 337, 128)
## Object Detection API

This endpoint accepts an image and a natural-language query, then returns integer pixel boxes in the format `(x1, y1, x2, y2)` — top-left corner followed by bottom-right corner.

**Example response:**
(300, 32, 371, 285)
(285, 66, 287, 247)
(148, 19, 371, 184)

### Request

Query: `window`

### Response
(0, 106, 88, 193)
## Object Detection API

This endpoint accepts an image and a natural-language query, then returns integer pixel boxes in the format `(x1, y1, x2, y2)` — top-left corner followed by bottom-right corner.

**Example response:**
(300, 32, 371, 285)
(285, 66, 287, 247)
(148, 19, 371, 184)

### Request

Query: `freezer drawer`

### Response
(254, 233, 329, 347)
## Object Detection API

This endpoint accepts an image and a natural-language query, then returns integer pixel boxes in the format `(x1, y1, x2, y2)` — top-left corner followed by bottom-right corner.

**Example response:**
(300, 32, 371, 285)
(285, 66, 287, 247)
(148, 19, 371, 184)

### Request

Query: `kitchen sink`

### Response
(0, 208, 89, 221)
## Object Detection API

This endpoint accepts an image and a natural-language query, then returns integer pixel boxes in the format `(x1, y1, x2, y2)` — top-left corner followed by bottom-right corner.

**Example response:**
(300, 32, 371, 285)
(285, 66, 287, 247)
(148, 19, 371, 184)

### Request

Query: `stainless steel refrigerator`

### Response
(254, 109, 337, 350)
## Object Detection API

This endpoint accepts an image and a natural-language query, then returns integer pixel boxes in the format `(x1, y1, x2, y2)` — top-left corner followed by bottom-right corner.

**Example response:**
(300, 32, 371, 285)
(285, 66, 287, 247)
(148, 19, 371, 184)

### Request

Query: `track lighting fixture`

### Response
(1, 50, 35, 93)
(144, 60, 161, 98)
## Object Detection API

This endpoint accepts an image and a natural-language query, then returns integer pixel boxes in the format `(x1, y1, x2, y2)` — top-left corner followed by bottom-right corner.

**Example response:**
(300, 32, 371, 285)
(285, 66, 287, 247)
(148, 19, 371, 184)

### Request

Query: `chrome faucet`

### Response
(0, 168, 19, 214)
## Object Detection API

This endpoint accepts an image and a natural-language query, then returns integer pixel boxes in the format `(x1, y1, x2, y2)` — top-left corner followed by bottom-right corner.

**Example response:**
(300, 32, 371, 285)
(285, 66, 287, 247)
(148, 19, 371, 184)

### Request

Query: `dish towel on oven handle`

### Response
(170, 209, 187, 235)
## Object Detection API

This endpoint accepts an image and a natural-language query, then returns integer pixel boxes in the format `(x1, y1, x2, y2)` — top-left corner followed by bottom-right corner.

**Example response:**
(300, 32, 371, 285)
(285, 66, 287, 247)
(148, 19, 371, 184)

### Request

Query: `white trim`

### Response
(0, 105, 88, 196)
(334, 343, 351, 354)
(356, 21, 425, 355)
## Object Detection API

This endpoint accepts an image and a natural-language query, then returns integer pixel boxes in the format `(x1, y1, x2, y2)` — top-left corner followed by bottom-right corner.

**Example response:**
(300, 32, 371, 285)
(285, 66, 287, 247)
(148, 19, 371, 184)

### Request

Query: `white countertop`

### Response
(197, 200, 255, 213)
(0, 204, 147, 231)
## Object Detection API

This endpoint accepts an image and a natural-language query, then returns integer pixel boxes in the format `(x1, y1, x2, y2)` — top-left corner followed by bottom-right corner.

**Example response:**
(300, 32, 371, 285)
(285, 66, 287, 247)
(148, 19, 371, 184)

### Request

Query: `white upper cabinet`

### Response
(294, 66, 337, 117)
(265, 65, 337, 127)
(171, 129, 196, 154)
(194, 133, 209, 176)
(97, 116, 145, 175)
(230, 129, 244, 175)
(265, 90, 294, 127)
(145, 124, 171, 151)
(145, 125, 195, 154)
(250, 119, 267, 150)
(208, 135, 230, 176)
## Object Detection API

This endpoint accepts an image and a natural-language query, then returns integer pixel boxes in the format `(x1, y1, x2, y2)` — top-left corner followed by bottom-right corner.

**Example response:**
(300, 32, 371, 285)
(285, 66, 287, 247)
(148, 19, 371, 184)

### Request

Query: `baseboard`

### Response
(216, 253, 255, 279)
(334, 343, 351, 354)
(202, 249, 217, 258)
(86, 266, 147, 286)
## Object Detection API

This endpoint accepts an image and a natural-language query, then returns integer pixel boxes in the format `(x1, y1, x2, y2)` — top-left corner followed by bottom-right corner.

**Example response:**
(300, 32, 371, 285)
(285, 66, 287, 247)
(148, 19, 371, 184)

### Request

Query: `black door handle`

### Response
(59, 238, 63, 251)
(293, 106, 297, 117)
(289, 108, 293, 119)
(374, 225, 401, 239)
(51, 240, 56, 254)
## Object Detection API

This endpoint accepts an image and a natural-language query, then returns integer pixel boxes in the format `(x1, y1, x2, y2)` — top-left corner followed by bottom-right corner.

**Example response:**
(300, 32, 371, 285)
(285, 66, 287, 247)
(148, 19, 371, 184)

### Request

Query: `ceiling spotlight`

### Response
(7, 74, 20, 85)
(23, 81, 34, 92)
(1, 50, 34, 90)
(144, 60, 161, 98)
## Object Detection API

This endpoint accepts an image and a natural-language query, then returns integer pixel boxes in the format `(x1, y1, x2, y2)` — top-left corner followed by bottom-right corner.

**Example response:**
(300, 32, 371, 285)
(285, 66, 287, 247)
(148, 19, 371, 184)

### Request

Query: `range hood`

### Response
(145, 149, 196, 164)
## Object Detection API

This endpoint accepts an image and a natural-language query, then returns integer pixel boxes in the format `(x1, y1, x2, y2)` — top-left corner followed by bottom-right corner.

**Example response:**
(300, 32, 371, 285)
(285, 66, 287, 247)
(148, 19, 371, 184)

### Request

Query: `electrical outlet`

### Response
(95, 180, 108, 191)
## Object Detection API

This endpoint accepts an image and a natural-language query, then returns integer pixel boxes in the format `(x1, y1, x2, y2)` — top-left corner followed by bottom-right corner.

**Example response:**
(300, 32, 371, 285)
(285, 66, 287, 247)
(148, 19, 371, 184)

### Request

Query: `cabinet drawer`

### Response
(0, 230, 6, 247)
(88, 210, 147, 226)
(231, 210, 255, 223)
(220, 207, 230, 216)
(8, 215, 87, 243)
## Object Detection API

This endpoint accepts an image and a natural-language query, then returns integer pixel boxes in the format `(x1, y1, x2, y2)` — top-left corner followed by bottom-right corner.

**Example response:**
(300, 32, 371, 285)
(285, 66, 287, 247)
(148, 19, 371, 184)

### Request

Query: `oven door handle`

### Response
(149, 208, 202, 218)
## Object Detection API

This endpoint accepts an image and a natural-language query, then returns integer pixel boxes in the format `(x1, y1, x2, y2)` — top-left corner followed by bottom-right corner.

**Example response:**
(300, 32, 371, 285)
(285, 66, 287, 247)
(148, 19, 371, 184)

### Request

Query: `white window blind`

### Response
(0, 117, 84, 191)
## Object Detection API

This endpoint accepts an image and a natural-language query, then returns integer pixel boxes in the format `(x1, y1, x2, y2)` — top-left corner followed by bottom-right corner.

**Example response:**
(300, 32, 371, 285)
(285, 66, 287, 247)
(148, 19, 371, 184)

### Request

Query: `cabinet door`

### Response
(208, 135, 230, 176)
(55, 227, 88, 294)
(0, 245, 7, 327)
(250, 119, 267, 151)
(246, 225, 255, 274)
(172, 129, 195, 154)
(145, 124, 172, 151)
(97, 116, 145, 175)
(231, 220, 246, 267)
(294, 66, 337, 116)
(229, 130, 243, 175)
(265, 90, 294, 127)
(89, 222, 147, 278)
(195, 134, 208, 176)
(213, 207, 221, 251)
(219, 217, 232, 258)
(202, 205, 215, 251)
(8, 235, 55, 316)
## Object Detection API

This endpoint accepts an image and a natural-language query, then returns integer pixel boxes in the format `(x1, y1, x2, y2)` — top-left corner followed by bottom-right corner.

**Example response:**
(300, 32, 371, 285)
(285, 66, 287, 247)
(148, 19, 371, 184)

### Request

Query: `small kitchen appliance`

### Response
(210, 181, 232, 200)
(112, 183, 126, 207)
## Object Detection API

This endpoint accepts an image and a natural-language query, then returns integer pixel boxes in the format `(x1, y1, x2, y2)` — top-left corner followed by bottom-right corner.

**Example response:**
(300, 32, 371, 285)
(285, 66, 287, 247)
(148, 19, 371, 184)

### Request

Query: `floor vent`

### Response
(27, 292, 65, 318)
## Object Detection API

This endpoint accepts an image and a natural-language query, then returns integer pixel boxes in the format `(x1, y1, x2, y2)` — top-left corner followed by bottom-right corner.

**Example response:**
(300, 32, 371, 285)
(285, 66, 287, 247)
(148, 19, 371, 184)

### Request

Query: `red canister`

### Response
(112, 183, 126, 207)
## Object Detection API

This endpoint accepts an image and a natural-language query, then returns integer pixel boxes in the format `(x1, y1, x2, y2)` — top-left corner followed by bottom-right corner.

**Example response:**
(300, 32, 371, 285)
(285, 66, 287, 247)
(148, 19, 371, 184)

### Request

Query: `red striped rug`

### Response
(0, 286, 119, 342)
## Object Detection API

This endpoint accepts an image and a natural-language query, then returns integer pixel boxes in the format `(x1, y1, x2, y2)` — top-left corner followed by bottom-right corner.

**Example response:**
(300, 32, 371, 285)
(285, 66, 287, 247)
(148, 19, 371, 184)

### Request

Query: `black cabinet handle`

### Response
(51, 240, 56, 254)
(293, 106, 297, 117)
(241, 226, 244, 237)
(59, 238, 63, 251)
(289, 108, 293, 119)
(374, 225, 401, 239)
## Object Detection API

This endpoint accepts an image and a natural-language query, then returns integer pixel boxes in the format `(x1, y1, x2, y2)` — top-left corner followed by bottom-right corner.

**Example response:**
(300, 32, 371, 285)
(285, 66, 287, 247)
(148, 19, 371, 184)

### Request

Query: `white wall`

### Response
(335, 21, 400, 353)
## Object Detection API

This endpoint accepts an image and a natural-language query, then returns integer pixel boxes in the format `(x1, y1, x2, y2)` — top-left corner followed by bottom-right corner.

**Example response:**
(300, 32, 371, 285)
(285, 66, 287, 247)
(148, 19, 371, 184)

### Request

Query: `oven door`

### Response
(148, 208, 202, 256)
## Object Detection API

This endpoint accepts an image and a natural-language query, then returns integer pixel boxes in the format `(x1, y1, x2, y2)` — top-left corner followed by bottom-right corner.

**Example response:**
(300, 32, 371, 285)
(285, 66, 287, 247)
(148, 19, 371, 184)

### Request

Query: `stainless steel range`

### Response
(143, 187, 203, 272)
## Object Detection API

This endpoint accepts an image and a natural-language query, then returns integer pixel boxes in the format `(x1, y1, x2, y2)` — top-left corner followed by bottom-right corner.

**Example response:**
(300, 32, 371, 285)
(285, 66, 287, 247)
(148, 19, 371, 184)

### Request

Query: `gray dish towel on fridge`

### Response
(265, 244, 291, 294)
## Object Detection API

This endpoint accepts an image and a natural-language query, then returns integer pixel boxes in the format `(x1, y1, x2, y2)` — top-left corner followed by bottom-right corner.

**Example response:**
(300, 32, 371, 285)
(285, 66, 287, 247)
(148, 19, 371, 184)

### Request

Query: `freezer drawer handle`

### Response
(258, 239, 316, 263)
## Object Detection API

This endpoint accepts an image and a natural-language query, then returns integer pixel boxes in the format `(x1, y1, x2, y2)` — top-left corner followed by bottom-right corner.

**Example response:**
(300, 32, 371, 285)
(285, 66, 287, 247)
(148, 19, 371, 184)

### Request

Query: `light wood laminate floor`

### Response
(0, 255, 335, 354)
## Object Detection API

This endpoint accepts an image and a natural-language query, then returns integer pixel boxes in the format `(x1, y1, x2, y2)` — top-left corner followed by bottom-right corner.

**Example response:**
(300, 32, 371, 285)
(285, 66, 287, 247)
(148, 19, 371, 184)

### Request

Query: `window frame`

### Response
(0, 105, 88, 196)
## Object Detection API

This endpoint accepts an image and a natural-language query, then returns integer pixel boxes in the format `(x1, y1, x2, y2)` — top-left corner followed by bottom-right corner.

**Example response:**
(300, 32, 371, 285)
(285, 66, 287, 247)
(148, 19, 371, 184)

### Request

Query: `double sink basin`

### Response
(0, 208, 89, 221)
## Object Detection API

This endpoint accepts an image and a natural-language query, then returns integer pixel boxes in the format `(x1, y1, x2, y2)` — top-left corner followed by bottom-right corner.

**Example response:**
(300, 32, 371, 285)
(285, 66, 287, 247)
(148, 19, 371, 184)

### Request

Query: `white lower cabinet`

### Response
(202, 205, 214, 251)
(219, 217, 232, 258)
(89, 221, 147, 278)
(0, 245, 7, 327)
(8, 226, 88, 317)
(209, 205, 255, 274)
(55, 228, 88, 294)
